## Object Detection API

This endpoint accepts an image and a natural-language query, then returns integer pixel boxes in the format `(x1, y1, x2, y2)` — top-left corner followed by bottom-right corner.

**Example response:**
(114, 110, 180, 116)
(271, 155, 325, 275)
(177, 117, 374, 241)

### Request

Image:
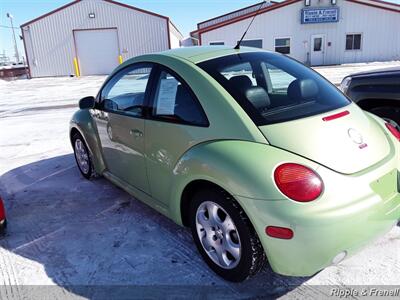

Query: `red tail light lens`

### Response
(385, 123, 400, 141)
(0, 198, 5, 221)
(274, 163, 323, 202)
(265, 226, 294, 239)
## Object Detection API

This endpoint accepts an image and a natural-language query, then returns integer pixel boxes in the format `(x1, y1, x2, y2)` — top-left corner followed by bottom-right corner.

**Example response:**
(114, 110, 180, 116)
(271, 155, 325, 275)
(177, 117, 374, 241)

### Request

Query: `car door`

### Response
(144, 65, 209, 205)
(93, 63, 153, 194)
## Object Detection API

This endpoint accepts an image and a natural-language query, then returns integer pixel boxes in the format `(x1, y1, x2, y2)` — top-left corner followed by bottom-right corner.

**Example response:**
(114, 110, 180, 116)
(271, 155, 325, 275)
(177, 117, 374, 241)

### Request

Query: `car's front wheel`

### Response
(72, 132, 93, 179)
(189, 189, 266, 282)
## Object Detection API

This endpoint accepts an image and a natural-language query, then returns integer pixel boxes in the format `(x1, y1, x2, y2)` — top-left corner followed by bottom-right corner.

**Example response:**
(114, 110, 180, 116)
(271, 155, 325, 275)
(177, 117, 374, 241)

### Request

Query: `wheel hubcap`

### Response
(195, 201, 241, 269)
(74, 139, 90, 174)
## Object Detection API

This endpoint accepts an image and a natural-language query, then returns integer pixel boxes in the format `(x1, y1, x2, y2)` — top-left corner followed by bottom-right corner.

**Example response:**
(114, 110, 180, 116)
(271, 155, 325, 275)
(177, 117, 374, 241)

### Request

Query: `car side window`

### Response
(100, 64, 152, 117)
(151, 69, 208, 126)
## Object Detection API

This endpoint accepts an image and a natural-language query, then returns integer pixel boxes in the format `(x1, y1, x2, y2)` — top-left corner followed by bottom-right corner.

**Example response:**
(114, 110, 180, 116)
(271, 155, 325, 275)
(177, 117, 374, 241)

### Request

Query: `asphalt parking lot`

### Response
(1, 61, 400, 299)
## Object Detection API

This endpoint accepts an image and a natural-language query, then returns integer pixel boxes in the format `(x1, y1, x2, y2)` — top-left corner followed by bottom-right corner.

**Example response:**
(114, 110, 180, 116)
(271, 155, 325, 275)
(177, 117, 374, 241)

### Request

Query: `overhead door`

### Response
(74, 29, 120, 75)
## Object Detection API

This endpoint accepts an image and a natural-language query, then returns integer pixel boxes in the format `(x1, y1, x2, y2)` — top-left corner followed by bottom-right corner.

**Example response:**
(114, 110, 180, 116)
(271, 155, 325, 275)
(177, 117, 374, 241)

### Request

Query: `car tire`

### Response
(369, 106, 400, 130)
(72, 132, 94, 179)
(189, 188, 266, 282)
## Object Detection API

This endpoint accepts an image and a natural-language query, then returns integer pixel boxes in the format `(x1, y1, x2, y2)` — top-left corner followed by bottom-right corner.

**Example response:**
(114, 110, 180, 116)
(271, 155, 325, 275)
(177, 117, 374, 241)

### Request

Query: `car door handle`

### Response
(130, 129, 143, 138)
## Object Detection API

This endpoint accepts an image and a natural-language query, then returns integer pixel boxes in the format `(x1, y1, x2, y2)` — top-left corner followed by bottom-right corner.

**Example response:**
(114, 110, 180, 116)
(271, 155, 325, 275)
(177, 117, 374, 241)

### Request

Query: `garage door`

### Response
(74, 29, 120, 76)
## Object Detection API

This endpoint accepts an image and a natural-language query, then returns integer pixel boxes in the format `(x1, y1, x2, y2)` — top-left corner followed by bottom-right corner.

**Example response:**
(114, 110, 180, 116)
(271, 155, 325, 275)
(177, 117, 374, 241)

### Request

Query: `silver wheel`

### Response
(195, 201, 241, 269)
(74, 138, 90, 174)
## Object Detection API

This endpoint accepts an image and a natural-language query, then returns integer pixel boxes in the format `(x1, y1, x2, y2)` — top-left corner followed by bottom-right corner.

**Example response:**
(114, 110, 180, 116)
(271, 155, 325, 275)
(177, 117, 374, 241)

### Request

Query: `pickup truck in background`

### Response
(341, 67, 400, 129)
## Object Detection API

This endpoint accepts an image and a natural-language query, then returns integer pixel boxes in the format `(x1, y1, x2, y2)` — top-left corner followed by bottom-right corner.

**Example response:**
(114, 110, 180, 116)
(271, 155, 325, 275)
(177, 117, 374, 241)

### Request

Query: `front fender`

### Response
(168, 140, 320, 225)
(70, 109, 106, 174)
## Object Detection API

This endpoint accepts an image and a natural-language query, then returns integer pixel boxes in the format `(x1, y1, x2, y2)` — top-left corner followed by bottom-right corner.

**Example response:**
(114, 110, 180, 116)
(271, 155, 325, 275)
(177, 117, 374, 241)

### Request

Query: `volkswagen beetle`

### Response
(70, 46, 400, 282)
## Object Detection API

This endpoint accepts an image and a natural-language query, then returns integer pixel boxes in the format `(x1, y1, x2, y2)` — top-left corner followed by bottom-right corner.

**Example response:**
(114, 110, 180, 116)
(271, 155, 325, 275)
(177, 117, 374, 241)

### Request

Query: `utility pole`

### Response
(6, 13, 20, 63)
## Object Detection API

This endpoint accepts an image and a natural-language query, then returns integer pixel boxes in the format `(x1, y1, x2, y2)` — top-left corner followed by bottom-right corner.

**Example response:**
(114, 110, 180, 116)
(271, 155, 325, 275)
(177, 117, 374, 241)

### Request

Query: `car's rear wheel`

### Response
(189, 189, 266, 282)
(369, 106, 400, 130)
(72, 132, 93, 179)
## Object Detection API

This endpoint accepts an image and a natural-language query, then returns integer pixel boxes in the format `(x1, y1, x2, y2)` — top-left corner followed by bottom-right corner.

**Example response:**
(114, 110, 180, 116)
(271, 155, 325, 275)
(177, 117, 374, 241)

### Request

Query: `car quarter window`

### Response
(151, 69, 209, 126)
(100, 64, 152, 117)
(198, 52, 350, 125)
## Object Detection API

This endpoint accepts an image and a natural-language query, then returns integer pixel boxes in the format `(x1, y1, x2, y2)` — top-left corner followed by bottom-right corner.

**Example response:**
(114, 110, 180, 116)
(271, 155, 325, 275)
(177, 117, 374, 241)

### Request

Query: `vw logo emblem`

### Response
(348, 128, 363, 144)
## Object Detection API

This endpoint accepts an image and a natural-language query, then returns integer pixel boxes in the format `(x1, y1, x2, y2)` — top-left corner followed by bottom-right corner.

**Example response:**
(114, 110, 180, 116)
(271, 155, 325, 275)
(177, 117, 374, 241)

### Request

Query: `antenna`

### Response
(234, 1, 267, 50)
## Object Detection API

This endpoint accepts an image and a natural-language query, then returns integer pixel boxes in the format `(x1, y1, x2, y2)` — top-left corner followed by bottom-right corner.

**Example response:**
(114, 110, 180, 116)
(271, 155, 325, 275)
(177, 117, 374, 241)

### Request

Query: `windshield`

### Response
(197, 52, 351, 125)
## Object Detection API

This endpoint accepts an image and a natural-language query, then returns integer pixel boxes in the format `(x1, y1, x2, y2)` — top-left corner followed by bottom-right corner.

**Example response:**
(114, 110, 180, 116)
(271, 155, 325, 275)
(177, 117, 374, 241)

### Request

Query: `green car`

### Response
(70, 46, 400, 282)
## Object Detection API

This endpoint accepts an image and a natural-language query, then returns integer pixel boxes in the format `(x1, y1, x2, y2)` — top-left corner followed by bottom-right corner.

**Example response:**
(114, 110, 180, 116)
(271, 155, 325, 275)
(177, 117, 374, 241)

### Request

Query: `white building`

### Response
(191, 0, 400, 66)
(21, 0, 183, 77)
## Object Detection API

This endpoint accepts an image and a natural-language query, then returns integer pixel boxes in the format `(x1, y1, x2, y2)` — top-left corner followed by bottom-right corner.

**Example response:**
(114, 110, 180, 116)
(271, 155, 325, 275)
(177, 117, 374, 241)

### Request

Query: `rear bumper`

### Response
(236, 166, 400, 277)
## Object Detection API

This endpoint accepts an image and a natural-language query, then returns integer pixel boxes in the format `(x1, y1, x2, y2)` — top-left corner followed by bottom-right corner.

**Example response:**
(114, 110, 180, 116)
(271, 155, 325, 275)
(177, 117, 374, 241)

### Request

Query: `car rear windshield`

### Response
(197, 52, 350, 126)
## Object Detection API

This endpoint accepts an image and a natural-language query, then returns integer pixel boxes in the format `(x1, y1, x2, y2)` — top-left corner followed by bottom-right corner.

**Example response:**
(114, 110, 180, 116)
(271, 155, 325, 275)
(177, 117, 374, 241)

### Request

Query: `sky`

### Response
(1, 0, 400, 62)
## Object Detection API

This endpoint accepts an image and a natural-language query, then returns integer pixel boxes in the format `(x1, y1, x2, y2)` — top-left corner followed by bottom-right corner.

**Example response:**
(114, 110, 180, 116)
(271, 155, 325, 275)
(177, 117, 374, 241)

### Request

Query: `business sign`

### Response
(301, 7, 340, 24)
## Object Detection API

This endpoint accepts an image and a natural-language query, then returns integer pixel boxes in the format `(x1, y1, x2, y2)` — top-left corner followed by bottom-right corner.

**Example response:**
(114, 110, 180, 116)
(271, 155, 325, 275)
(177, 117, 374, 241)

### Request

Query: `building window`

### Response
(274, 38, 290, 54)
(346, 34, 362, 50)
(209, 41, 224, 46)
(238, 39, 263, 48)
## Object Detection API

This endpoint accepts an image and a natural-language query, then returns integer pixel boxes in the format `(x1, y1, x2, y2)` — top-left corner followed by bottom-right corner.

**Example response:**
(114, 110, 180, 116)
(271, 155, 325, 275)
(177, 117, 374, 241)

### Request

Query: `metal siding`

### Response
(169, 22, 183, 48)
(22, 0, 169, 77)
(200, 0, 400, 65)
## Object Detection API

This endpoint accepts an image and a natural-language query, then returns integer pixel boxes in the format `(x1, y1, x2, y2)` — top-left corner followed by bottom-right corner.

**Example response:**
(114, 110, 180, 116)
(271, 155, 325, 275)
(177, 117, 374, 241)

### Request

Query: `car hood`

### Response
(259, 104, 391, 174)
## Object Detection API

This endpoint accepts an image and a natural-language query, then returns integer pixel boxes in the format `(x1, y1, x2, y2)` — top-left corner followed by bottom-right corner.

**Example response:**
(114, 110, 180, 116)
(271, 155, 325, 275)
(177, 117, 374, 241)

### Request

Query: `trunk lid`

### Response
(259, 104, 391, 174)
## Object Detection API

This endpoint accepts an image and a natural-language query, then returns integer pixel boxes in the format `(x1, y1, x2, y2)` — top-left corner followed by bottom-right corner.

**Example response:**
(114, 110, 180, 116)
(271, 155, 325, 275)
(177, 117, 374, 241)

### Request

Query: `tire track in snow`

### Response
(0, 247, 22, 300)
(12, 227, 66, 253)
(102, 197, 241, 295)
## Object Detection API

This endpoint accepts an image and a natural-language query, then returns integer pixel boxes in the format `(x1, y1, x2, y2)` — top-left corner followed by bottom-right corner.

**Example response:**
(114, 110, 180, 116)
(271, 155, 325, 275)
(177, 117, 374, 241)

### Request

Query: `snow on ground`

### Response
(314, 60, 400, 86)
(0, 61, 400, 299)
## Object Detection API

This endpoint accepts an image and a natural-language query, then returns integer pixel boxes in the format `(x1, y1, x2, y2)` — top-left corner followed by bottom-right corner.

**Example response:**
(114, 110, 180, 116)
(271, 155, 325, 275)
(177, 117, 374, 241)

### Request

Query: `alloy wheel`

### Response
(195, 201, 241, 269)
(74, 139, 90, 174)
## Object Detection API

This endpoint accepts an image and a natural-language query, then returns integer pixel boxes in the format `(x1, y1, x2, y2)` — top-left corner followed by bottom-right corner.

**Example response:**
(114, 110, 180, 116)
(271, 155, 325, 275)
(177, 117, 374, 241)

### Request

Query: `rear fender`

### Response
(168, 140, 320, 225)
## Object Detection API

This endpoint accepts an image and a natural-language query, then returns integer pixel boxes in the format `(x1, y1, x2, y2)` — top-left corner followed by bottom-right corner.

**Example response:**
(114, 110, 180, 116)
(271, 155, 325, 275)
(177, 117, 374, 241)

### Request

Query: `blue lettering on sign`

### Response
(301, 7, 340, 24)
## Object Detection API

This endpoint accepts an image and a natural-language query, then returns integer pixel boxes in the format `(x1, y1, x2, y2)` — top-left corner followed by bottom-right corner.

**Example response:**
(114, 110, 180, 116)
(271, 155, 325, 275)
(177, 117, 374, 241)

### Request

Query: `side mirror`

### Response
(79, 96, 96, 109)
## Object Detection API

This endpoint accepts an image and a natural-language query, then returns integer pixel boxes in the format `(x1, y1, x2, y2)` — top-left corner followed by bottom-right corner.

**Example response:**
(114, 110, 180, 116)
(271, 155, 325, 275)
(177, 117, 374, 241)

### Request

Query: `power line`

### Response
(0, 25, 20, 29)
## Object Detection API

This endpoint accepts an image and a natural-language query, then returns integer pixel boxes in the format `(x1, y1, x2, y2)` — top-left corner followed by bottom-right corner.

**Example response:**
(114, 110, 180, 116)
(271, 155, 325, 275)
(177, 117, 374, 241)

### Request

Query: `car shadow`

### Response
(0, 154, 310, 299)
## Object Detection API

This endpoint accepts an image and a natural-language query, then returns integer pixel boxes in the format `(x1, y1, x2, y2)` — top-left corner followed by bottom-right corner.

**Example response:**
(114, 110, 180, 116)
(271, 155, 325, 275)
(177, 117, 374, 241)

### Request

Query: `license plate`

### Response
(370, 170, 398, 201)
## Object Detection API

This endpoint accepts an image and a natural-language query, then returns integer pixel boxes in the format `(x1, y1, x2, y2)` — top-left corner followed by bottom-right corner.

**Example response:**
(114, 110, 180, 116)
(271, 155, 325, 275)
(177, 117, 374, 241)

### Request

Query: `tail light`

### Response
(274, 163, 323, 202)
(385, 123, 400, 141)
(0, 198, 5, 221)
(265, 226, 294, 239)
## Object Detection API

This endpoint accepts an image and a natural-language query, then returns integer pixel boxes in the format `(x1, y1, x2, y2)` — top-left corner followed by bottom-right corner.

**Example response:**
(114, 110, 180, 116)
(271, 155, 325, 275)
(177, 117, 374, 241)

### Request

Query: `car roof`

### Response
(155, 46, 269, 64)
(115, 46, 278, 78)
(163, 46, 267, 63)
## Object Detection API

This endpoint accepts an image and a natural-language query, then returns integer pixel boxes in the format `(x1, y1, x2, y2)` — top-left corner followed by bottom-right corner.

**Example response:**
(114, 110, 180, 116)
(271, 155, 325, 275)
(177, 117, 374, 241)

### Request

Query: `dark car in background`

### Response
(340, 67, 400, 129)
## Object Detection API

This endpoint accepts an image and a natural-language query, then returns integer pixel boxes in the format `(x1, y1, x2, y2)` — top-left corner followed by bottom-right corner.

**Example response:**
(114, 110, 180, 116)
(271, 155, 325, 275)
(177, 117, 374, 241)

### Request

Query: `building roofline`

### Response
(21, 0, 81, 28)
(169, 20, 184, 37)
(365, 0, 400, 8)
(103, 0, 169, 20)
(194, 0, 300, 35)
(346, 0, 400, 12)
(20, 0, 170, 28)
(193, 0, 400, 37)
(197, 1, 277, 28)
